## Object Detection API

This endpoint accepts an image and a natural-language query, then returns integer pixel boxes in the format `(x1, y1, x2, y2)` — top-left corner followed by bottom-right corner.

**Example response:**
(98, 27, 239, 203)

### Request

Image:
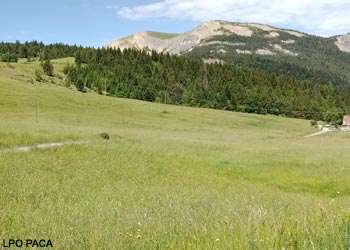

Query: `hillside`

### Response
(67, 47, 350, 121)
(107, 20, 350, 88)
(1, 42, 348, 122)
(1, 59, 350, 249)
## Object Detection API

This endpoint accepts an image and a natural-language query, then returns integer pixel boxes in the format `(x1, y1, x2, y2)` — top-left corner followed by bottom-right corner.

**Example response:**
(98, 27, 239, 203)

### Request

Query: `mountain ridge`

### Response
(107, 20, 349, 54)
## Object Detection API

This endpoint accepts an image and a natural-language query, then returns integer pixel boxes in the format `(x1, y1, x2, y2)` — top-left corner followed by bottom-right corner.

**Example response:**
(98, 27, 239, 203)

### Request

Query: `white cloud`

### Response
(117, 0, 350, 36)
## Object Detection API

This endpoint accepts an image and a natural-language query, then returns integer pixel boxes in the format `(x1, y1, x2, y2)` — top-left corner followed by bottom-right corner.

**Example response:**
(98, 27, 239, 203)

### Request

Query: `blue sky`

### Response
(2, 0, 350, 47)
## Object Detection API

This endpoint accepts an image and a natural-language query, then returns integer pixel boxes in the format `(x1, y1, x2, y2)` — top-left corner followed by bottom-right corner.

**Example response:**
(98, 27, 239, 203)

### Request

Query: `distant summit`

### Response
(107, 20, 311, 54)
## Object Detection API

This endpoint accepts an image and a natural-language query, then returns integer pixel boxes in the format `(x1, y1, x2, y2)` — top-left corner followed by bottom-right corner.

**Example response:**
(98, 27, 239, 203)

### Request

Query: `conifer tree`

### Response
(41, 58, 54, 76)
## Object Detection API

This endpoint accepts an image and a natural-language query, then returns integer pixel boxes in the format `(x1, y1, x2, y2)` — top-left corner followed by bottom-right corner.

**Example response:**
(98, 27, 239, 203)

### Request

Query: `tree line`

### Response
(0, 40, 83, 62)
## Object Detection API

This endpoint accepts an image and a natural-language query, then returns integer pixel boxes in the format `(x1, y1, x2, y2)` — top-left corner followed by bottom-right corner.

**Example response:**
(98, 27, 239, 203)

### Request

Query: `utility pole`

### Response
(346, 218, 350, 250)
(164, 92, 167, 113)
(35, 98, 38, 124)
(122, 103, 125, 124)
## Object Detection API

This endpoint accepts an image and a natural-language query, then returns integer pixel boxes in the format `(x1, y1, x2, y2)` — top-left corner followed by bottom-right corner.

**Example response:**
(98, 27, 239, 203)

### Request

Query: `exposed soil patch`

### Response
(2, 141, 88, 153)
(304, 131, 331, 137)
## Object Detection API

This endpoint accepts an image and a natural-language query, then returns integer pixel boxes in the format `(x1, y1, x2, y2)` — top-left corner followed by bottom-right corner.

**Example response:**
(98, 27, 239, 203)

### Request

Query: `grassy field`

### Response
(1, 59, 350, 249)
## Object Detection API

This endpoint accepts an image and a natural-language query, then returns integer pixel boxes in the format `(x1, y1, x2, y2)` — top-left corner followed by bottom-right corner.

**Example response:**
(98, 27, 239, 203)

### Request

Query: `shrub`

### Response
(35, 70, 43, 82)
(100, 132, 110, 140)
(75, 79, 84, 92)
(323, 110, 343, 125)
(65, 80, 71, 87)
(310, 120, 317, 127)
(63, 63, 72, 74)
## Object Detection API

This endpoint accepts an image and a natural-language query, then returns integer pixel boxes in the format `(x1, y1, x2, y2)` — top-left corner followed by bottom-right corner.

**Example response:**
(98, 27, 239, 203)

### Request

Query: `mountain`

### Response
(107, 20, 350, 55)
(107, 20, 350, 88)
(107, 20, 307, 54)
(107, 31, 179, 53)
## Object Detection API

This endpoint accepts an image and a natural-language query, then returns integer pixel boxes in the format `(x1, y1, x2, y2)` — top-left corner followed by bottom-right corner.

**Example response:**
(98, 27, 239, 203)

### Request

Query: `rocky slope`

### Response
(107, 20, 308, 54)
(107, 20, 350, 55)
(335, 34, 350, 52)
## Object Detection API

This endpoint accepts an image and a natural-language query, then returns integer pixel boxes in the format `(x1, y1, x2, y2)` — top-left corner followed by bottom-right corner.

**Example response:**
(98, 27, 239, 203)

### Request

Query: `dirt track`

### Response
(304, 130, 331, 137)
(1, 141, 88, 153)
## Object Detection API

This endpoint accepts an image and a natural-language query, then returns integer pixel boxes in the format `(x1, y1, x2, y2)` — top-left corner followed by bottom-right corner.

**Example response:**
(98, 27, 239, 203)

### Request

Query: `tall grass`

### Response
(1, 60, 350, 249)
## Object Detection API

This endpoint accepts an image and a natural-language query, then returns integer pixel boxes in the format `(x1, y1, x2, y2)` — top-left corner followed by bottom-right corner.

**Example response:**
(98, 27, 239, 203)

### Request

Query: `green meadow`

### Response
(1, 59, 350, 249)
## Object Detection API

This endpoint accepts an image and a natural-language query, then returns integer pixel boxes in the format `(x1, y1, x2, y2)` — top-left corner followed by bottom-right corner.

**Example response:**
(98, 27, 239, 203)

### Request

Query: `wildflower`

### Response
(137, 228, 141, 232)
(137, 234, 142, 239)
(118, 232, 122, 236)
(215, 238, 220, 242)
(129, 233, 133, 237)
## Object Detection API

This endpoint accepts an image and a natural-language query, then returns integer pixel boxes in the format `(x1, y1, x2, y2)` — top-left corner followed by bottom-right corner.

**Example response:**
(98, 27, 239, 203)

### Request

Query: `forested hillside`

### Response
(65, 47, 350, 121)
(187, 31, 350, 89)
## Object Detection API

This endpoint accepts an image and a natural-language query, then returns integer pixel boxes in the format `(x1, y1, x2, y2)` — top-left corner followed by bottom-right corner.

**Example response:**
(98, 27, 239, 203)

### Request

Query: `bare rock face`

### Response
(106, 20, 306, 55)
(335, 34, 350, 53)
(106, 31, 179, 53)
